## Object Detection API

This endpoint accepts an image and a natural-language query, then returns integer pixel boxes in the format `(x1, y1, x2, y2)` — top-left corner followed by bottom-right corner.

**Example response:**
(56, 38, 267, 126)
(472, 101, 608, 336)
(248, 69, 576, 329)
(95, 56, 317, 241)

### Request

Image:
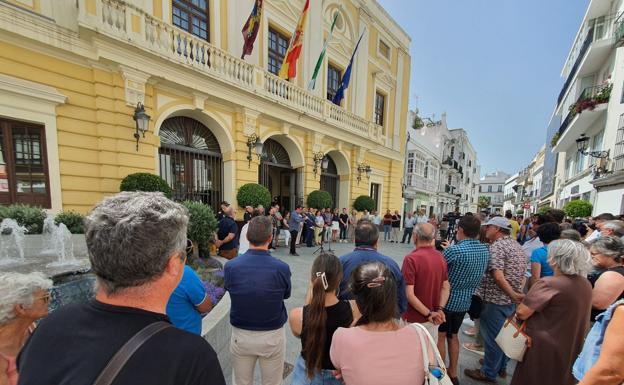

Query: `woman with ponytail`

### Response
(329, 262, 434, 385)
(289, 253, 359, 385)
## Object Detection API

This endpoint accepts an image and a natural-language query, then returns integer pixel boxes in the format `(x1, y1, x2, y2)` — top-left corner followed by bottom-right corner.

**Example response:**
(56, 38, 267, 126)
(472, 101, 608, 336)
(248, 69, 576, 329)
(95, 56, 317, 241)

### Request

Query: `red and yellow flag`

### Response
(278, 0, 310, 80)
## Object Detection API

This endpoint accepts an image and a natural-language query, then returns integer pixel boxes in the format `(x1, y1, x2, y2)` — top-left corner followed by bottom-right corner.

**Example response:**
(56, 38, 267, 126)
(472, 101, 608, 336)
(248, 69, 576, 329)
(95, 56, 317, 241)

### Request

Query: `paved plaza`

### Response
(265, 239, 514, 385)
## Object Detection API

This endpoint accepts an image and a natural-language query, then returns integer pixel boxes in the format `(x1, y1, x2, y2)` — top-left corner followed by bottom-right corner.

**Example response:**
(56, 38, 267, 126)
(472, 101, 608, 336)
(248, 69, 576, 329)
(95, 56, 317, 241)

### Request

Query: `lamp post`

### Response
(356, 163, 372, 185)
(246, 134, 263, 168)
(132, 102, 150, 151)
(576, 134, 610, 177)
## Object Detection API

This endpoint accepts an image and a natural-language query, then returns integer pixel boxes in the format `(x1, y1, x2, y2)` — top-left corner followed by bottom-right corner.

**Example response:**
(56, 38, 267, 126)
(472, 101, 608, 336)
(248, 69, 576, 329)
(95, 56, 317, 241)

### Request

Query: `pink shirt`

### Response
(330, 325, 430, 385)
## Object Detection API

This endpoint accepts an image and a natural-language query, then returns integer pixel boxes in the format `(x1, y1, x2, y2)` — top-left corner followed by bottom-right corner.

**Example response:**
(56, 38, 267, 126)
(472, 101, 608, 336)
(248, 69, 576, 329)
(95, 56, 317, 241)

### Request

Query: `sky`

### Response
(377, 0, 590, 176)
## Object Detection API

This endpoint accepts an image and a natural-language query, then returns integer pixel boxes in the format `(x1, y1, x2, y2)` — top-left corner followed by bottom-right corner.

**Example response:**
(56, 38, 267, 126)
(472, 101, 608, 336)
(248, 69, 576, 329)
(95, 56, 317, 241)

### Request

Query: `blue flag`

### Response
(332, 31, 365, 105)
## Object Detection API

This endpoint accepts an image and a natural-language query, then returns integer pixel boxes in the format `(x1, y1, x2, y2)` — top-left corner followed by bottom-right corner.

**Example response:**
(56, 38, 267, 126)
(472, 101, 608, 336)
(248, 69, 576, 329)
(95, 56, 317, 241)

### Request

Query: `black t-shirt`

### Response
(391, 215, 401, 228)
(243, 212, 252, 223)
(300, 301, 353, 370)
(217, 217, 239, 250)
(339, 213, 349, 226)
(17, 300, 225, 385)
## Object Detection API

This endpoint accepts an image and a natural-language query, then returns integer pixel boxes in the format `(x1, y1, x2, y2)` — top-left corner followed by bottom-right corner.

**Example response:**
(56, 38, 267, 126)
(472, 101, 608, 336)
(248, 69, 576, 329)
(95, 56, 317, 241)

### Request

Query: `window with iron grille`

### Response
(374, 92, 385, 126)
(172, 0, 209, 41)
(327, 63, 342, 102)
(268, 28, 289, 75)
(0, 118, 50, 207)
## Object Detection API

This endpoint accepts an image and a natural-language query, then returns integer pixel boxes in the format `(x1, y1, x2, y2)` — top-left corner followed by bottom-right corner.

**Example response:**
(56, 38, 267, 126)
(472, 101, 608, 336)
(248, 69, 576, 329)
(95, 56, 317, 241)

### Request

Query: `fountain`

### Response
(46, 223, 82, 268)
(0, 218, 26, 266)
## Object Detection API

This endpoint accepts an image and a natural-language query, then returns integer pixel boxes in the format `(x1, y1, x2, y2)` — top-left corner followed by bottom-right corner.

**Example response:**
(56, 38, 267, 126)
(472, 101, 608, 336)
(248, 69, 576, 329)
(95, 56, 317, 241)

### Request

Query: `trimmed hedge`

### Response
(353, 195, 376, 213)
(55, 211, 85, 234)
(120, 173, 172, 198)
(0, 204, 46, 234)
(537, 206, 551, 215)
(236, 183, 271, 209)
(307, 190, 333, 210)
(564, 200, 592, 218)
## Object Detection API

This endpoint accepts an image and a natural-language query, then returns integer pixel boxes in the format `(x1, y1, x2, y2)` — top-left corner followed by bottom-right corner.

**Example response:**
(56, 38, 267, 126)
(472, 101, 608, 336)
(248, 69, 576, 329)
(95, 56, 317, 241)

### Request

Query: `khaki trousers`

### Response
(420, 321, 439, 343)
(230, 326, 285, 385)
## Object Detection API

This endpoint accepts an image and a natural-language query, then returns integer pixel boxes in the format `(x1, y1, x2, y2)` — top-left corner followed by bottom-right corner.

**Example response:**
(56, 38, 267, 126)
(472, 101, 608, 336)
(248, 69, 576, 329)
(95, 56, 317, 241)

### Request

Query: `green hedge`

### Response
(120, 173, 173, 199)
(537, 206, 551, 215)
(0, 204, 46, 234)
(55, 211, 86, 234)
(353, 195, 376, 213)
(564, 200, 592, 218)
(236, 183, 271, 209)
(307, 190, 333, 210)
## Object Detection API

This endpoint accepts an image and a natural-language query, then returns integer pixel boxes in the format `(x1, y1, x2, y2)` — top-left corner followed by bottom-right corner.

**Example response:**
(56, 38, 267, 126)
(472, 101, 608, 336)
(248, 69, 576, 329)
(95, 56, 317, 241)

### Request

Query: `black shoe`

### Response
(290, 253, 300, 256)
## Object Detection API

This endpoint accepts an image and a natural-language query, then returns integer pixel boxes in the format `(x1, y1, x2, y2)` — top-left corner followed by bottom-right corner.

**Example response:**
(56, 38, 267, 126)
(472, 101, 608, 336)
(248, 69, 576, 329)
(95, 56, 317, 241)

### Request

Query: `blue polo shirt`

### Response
(224, 249, 291, 331)
(338, 247, 407, 314)
(217, 217, 239, 251)
(166, 265, 207, 335)
(531, 246, 553, 278)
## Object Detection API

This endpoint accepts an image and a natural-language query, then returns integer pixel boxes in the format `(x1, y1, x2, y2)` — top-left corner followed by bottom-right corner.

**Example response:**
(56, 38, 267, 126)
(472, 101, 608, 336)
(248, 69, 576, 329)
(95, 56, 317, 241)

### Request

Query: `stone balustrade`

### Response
(79, 0, 385, 144)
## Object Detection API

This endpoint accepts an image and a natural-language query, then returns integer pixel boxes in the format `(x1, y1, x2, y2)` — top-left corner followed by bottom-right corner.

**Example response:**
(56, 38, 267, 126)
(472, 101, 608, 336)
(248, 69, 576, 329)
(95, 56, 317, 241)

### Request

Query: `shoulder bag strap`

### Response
(409, 323, 431, 377)
(92, 321, 171, 385)
(411, 322, 449, 370)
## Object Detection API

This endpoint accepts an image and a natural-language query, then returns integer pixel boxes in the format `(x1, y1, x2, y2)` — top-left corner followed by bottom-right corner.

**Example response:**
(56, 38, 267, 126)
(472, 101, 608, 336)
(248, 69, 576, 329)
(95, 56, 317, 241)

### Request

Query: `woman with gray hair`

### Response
(510, 239, 593, 385)
(0, 272, 52, 385)
(588, 236, 624, 321)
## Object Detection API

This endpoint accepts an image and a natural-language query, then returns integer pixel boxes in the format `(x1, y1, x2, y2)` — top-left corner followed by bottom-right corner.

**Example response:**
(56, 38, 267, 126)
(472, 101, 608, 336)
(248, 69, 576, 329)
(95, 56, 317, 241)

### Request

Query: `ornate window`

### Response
(172, 0, 209, 41)
(159, 117, 222, 210)
(327, 63, 342, 102)
(374, 92, 385, 126)
(268, 28, 289, 75)
(0, 118, 50, 207)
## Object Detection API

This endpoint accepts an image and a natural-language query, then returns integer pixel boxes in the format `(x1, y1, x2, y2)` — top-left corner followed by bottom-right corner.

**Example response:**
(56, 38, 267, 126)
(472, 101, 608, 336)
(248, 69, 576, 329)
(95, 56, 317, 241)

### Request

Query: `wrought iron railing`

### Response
(559, 83, 612, 136)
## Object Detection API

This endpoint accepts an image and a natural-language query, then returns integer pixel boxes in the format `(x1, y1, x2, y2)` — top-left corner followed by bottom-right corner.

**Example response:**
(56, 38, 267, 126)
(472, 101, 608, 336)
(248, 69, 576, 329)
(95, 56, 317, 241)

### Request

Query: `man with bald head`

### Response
(401, 223, 450, 341)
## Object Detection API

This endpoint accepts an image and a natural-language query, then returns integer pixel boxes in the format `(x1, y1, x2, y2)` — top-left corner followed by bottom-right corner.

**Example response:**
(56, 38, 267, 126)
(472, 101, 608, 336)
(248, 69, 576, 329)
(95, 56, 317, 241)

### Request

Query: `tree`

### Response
(236, 183, 272, 209)
(564, 200, 593, 218)
(477, 196, 491, 210)
(120, 173, 173, 198)
(353, 195, 376, 212)
(307, 190, 333, 210)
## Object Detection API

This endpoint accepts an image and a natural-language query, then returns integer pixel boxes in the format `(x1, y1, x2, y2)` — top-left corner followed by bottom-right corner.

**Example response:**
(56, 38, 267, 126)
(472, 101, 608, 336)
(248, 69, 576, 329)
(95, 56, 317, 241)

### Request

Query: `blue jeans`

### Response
(383, 225, 391, 241)
(480, 302, 515, 380)
(291, 356, 342, 385)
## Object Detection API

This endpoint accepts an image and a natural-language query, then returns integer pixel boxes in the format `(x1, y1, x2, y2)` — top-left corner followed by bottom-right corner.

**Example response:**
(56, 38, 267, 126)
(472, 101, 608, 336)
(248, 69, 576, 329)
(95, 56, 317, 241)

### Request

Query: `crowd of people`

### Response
(1, 192, 623, 385)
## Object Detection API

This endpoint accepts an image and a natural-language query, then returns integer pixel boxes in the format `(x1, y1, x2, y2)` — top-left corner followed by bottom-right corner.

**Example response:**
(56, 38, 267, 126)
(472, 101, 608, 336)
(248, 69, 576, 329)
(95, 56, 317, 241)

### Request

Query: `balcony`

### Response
(553, 84, 611, 152)
(557, 14, 618, 107)
(76, 0, 384, 144)
(614, 114, 624, 171)
(407, 176, 438, 193)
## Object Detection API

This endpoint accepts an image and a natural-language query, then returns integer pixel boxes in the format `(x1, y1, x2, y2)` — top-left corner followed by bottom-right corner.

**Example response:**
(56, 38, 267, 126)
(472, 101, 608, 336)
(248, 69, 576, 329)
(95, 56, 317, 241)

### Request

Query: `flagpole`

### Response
(308, 12, 339, 91)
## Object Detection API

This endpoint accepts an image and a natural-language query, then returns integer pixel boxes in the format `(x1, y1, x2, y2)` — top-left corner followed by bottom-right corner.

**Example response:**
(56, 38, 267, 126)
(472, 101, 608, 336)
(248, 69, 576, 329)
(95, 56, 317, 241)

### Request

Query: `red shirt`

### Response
(401, 246, 448, 323)
(383, 214, 393, 225)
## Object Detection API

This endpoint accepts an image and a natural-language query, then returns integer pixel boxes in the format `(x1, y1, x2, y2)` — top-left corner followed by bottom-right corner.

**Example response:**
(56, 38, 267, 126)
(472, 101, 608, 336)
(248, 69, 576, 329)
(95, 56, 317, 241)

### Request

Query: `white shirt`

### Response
(521, 236, 543, 278)
(238, 223, 250, 254)
(372, 215, 382, 225)
(416, 215, 429, 224)
(585, 230, 601, 243)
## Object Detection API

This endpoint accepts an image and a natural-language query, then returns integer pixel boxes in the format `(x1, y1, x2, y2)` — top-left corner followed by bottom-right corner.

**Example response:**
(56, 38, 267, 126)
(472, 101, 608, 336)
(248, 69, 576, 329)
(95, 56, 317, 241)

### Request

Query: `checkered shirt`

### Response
(443, 239, 490, 312)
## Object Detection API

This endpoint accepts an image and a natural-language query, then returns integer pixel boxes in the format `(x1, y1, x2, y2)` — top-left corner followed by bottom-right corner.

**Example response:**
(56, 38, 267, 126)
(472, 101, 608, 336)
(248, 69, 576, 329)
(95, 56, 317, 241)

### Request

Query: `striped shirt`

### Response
(443, 239, 490, 312)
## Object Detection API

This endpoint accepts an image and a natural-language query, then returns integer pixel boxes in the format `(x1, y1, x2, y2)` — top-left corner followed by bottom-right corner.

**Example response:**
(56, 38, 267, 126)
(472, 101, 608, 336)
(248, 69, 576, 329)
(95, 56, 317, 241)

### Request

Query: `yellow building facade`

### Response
(0, 0, 410, 215)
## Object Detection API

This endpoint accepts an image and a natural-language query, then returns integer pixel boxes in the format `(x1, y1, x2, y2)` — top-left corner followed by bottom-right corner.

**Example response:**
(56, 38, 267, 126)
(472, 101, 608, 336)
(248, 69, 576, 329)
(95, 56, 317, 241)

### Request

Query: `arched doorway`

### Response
(320, 156, 339, 208)
(259, 138, 301, 212)
(158, 116, 223, 210)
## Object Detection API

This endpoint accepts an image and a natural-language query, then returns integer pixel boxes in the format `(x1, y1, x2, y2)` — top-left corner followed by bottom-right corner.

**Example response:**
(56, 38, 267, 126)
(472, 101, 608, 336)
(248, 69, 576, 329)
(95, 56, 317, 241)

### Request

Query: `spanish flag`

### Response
(241, 0, 263, 59)
(278, 0, 310, 80)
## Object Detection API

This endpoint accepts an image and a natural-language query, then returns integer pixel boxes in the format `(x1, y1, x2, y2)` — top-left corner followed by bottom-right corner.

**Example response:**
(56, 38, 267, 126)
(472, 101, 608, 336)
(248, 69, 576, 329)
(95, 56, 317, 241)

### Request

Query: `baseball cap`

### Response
(484, 217, 511, 230)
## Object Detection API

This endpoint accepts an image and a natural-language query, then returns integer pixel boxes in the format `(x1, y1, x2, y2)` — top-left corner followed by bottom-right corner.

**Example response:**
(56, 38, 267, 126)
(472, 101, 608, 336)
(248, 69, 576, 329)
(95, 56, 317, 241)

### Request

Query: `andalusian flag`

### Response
(278, 0, 310, 80)
(308, 12, 339, 90)
(241, 0, 263, 59)
(332, 30, 365, 105)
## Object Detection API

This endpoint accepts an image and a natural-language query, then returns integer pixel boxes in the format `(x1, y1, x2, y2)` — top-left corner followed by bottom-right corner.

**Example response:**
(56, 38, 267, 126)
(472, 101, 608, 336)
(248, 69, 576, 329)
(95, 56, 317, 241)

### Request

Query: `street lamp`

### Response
(312, 151, 325, 178)
(246, 134, 263, 168)
(132, 102, 150, 151)
(356, 163, 372, 185)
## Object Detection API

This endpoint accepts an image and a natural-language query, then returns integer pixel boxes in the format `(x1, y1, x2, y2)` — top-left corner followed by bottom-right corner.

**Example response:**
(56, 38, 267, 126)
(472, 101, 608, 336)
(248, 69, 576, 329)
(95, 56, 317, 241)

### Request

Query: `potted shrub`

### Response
(307, 190, 333, 210)
(537, 206, 551, 216)
(352, 195, 376, 213)
(181, 201, 217, 261)
(564, 200, 592, 218)
(120, 173, 173, 198)
(236, 183, 271, 209)
(55, 211, 86, 234)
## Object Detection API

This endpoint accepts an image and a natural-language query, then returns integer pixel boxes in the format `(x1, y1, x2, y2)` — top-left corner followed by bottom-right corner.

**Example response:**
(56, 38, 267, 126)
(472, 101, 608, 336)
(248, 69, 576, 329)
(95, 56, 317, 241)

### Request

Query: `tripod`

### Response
(313, 227, 333, 255)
